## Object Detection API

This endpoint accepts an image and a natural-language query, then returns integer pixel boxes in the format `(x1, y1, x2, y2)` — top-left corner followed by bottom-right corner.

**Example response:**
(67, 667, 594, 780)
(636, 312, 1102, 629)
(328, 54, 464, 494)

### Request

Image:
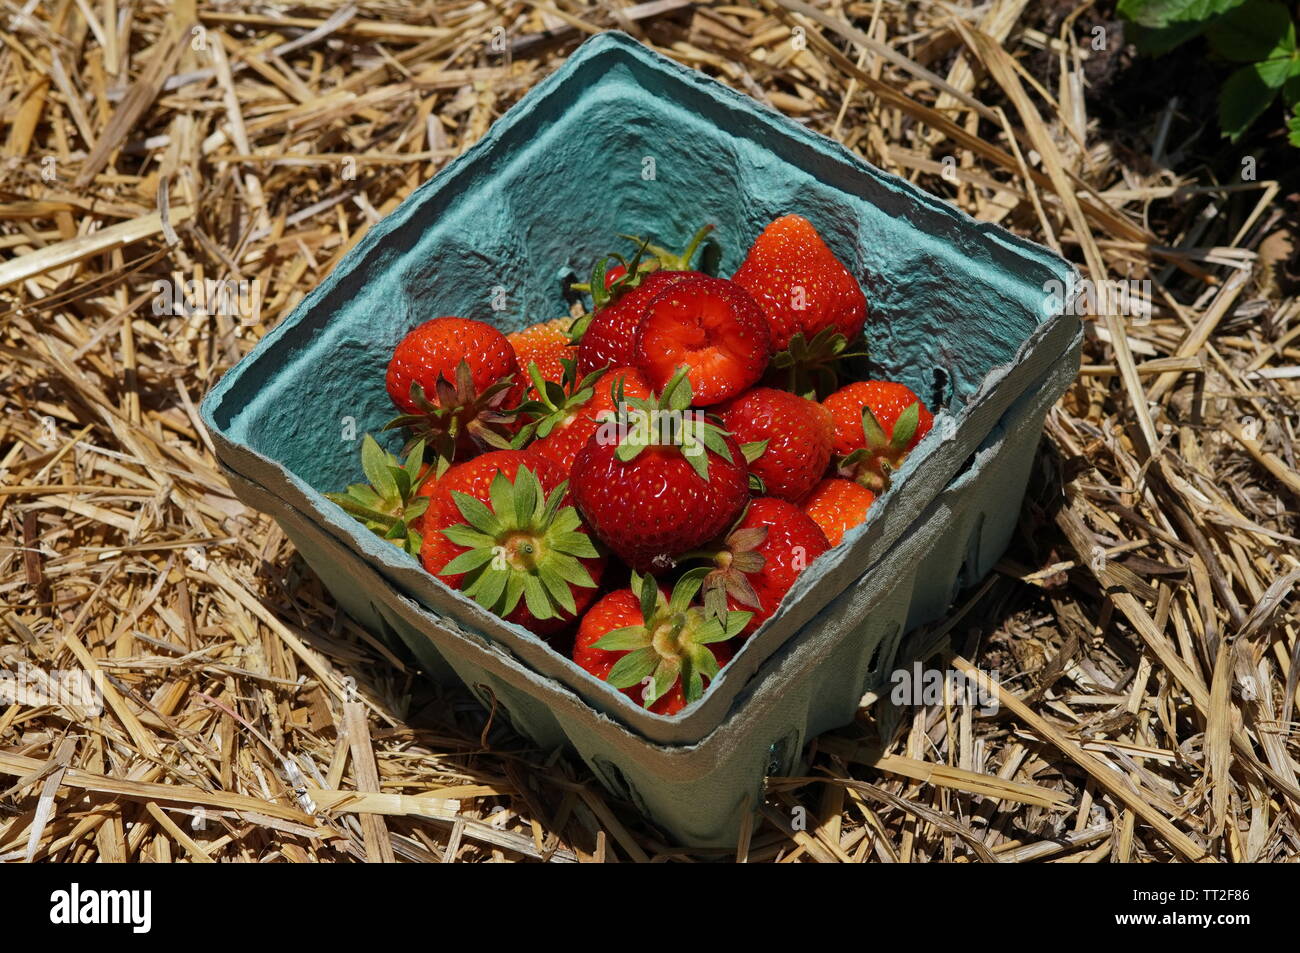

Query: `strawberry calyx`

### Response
(511, 361, 608, 447)
(593, 568, 750, 708)
(596, 366, 735, 481)
(687, 511, 770, 621)
(437, 466, 600, 622)
(384, 359, 518, 465)
(768, 326, 867, 400)
(325, 434, 433, 556)
(836, 401, 921, 492)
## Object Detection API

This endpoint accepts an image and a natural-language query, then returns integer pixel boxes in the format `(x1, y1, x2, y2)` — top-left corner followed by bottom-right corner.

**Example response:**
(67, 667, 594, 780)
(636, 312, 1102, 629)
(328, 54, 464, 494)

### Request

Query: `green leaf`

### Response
(1207, 1, 1294, 61)
(690, 644, 720, 681)
(591, 625, 652, 652)
(606, 647, 659, 689)
(1117, 0, 1247, 30)
(740, 440, 768, 464)
(547, 552, 596, 589)
(650, 657, 681, 702)
(488, 472, 516, 528)
(670, 566, 711, 614)
(537, 562, 577, 616)
(522, 574, 554, 620)
(549, 531, 600, 559)
(1128, 20, 1210, 55)
(466, 566, 508, 611)
(677, 654, 702, 704)
(661, 367, 693, 412)
(451, 491, 503, 536)
(615, 440, 646, 463)
(513, 467, 538, 526)
(861, 405, 888, 450)
(638, 572, 660, 625)
(650, 657, 681, 706)
(1220, 61, 1284, 140)
(343, 484, 383, 508)
(541, 483, 568, 526)
(360, 435, 398, 502)
(1289, 101, 1300, 144)
(440, 523, 497, 549)
(1119, 0, 1250, 54)
(438, 547, 499, 575)
(890, 402, 920, 451)
(403, 439, 426, 481)
(723, 611, 754, 639)
(501, 573, 525, 616)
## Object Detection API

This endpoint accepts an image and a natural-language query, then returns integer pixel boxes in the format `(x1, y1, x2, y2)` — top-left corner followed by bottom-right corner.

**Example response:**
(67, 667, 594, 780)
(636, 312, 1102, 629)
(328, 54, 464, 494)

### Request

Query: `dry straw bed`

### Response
(0, 0, 1297, 863)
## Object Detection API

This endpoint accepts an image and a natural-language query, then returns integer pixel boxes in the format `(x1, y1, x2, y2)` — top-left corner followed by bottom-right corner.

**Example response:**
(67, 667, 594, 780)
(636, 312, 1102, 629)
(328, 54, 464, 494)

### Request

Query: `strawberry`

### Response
(698, 498, 830, 636)
(507, 318, 576, 398)
(385, 317, 522, 461)
(576, 269, 694, 375)
(800, 478, 875, 547)
(633, 274, 771, 406)
(572, 570, 749, 714)
(517, 365, 652, 475)
(326, 435, 435, 556)
(573, 226, 717, 375)
(713, 387, 834, 501)
(570, 368, 751, 573)
(823, 380, 933, 491)
(732, 214, 867, 397)
(420, 450, 604, 638)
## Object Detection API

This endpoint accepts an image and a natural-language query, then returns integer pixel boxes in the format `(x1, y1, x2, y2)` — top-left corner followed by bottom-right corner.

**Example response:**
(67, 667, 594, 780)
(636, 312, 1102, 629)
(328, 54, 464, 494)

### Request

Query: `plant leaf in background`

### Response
(1118, 0, 1248, 54)
(1207, 0, 1295, 60)
(1121, 0, 1300, 143)
(1289, 103, 1300, 145)
(1220, 55, 1300, 140)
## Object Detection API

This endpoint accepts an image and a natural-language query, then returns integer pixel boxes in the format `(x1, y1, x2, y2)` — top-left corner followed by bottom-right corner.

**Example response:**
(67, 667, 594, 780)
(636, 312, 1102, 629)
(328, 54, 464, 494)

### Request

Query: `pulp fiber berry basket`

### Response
(201, 31, 1082, 846)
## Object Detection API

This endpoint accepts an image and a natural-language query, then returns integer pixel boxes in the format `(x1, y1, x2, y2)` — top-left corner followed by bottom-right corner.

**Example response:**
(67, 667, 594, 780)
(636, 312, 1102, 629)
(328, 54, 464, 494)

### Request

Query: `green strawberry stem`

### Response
(594, 569, 750, 708)
(768, 326, 868, 400)
(438, 466, 599, 622)
(324, 434, 432, 556)
(618, 223, 717, 273)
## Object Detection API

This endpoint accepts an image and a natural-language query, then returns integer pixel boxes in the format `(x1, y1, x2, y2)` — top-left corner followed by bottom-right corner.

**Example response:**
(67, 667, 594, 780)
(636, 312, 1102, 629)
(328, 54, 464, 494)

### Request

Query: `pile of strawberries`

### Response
(329, 215, 933, 714)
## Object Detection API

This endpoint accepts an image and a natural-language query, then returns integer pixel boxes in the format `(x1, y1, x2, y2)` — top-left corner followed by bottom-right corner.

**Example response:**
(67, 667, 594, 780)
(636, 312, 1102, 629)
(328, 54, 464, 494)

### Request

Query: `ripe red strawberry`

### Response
(385, 317, 523, 461)
(634, 275, 771, 406)
(800, 478, 875, 547)
(732, 214, 867, 352)
(823, 380, 933, 490)
(700, 498, 830, 636)
(508, 318, 576, 398)
(713, 387, 834, 501)
(519, 365, 652, 475)
(576, 269, 693, 375)
(732, 215, 867, 397)
(573, 226, 717, 375)
(572, 571, 749, 714)
(570, 369, 751, 572)
(420, 451, 604, 638)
